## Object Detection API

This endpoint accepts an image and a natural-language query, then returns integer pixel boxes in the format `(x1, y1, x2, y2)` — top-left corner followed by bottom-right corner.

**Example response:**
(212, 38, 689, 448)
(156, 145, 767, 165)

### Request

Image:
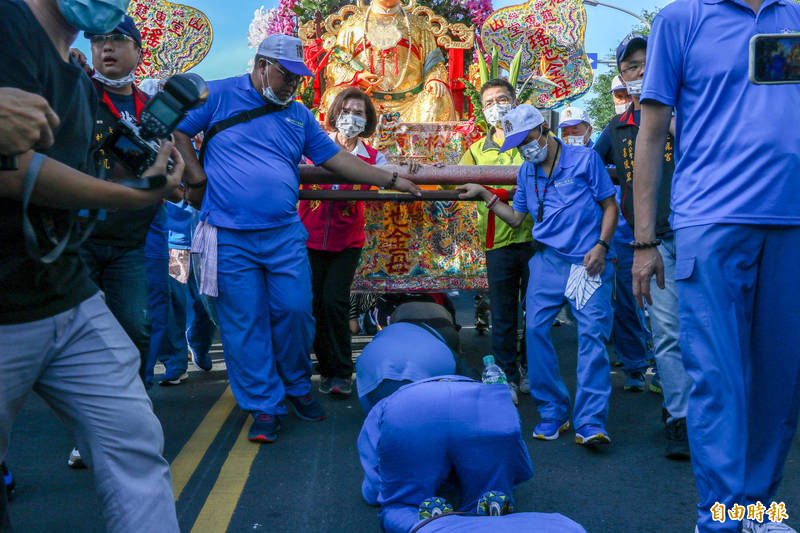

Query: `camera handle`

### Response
(21, 153, 98, 264)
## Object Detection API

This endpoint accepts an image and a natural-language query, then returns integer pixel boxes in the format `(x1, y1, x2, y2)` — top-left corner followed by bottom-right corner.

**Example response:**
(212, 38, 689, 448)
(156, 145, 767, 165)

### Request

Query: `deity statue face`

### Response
(372, 0, 400, 12)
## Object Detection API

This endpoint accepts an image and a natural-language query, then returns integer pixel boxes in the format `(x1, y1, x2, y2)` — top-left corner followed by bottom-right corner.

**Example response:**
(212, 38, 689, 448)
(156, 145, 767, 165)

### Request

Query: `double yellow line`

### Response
(170, 386, 260, 533)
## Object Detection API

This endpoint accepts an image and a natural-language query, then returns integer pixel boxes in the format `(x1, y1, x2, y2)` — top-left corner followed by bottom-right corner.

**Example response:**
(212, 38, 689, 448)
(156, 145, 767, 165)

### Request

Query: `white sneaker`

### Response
(508, 382, 519, 406)
(519, 369, 530, 394)
(67, 447, 86, 469)
(743, 519, 797, 533)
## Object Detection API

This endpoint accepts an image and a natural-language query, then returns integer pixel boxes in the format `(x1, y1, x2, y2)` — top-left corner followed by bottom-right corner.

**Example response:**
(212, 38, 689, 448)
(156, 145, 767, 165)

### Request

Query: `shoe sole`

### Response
(575, 433, 611, 446)
(329, 387, 351, 396)
(287, 399, 325, 422)
(248, 427, 280, 444)
(533, 421, 570, 441)
(649, 384, 663, 394)
(67, 459, 87, 469)
(160, 373, 189, 386)
(624, 384, 645, 392)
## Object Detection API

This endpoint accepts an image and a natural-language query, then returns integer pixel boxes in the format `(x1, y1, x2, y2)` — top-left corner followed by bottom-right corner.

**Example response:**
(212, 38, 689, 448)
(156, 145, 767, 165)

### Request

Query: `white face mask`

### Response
(261, 66, 292, 106)
(484, 103, 513, 127)
(625, 79, 643, 97)
(336, 113, 367, 139)
(564, 135, 587, 147)
(92, 69, 136, 89)
(519, 131, 548, 164)
(615, 103, 630, 115)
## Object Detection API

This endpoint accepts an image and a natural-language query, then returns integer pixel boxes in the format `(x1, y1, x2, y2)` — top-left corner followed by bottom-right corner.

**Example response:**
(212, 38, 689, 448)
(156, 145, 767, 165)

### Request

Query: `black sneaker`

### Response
(248, 414, 280, 443)
(318, 377, 333, 395)
(286, 392, 326, 421)
(329, 377, 352, 396)
(665, 417, 691, 460)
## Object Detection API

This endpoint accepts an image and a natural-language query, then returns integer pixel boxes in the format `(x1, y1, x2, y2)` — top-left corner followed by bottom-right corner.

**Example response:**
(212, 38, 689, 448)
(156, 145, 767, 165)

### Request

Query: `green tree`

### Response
(586, 8, 658, 131)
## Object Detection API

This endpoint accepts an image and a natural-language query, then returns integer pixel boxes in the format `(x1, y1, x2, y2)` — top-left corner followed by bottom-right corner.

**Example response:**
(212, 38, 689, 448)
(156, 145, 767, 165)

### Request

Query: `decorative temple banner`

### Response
(480, 0, 593, 109)
(127, 0, 213, 82)
(352, 123, 488, 291)
(353, 200, 488, 292)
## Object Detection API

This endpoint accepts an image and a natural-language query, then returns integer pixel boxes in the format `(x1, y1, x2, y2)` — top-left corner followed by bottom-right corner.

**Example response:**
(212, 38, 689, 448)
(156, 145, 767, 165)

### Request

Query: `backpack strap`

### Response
(198, 101, 288, 165)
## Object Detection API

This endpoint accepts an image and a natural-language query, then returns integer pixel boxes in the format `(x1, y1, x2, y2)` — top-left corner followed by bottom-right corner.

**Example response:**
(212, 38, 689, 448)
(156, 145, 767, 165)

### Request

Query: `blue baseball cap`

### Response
(616, 32, 647, 69)
(257, 34, 313, 77)
(85, 15, 142, 48)
(499, 104, 546, 153)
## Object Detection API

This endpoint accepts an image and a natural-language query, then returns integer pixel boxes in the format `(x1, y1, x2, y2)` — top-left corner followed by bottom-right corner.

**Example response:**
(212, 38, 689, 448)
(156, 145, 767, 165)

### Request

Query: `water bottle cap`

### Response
(483, 355, 495, 366)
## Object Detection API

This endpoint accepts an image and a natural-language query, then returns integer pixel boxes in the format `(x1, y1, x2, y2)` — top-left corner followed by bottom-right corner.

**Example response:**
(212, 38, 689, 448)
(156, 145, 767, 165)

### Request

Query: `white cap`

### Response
(557, 106, 591, 129)
(499, 104, 546, 152)
(609, 75, 627, 94)
(257, 34, 312, 77)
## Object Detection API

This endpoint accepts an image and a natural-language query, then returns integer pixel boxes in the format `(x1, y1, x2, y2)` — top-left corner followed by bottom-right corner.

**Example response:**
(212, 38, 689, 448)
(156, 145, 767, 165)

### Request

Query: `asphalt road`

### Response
(4, 291, 799, 533)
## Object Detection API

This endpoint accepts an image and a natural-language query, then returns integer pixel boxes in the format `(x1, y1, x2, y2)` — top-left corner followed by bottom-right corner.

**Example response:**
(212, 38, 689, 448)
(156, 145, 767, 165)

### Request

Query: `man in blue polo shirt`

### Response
(632, 1, 800, 532)
(175, 34, 420, 444)
(458, 105, 618, 447)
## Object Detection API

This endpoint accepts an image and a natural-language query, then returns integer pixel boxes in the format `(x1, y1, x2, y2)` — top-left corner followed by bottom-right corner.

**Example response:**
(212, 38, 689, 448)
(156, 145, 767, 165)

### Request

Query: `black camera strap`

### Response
(198, 102, 288, 165)
(22, 153, 98, 264)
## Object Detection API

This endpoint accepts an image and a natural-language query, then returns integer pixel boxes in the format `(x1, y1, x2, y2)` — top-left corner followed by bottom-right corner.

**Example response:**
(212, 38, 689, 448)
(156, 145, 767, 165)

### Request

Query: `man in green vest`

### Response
(459, 78, 534, 405)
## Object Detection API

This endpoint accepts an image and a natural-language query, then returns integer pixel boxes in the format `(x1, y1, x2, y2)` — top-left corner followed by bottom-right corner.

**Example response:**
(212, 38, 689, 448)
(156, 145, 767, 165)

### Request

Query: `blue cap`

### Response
(85, 15, 142, 48)
(257, 34, 313, 77)
(616, 32, 647, 69)
(499, 104, 545, 153)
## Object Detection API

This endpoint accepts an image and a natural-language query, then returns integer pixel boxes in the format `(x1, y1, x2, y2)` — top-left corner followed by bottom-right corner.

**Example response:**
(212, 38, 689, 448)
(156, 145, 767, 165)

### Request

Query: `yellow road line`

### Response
(171, 385, 237, 501)
(189, 417, 258, 533)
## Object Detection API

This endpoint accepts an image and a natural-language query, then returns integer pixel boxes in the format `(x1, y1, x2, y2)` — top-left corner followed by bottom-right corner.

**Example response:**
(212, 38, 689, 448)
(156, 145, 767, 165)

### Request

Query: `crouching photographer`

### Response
(0, 0, 183, 532)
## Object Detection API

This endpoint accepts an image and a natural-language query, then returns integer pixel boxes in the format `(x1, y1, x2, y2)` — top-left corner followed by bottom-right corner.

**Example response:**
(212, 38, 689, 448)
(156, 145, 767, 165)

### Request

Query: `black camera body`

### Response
(103, 72, 208, 188)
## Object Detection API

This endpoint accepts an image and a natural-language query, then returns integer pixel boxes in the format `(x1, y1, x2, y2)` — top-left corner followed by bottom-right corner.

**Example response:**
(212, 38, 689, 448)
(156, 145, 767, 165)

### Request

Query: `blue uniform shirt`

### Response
(512, 139, 616, 263)
(641, 0, 800, 229)
(166, 200, 197, 250)
(177, 74, 341, 230)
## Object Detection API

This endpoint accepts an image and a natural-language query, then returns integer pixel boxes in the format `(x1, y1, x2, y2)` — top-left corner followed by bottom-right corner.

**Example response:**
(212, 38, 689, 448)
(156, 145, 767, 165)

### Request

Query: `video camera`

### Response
(102, 72, 208, 188)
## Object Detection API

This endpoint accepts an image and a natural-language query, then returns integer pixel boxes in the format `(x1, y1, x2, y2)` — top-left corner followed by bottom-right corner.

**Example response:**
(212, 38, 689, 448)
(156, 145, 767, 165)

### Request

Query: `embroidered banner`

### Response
(353, 123, 488, 291)
(127, 0, 213, 82)
(480, 0, 593, 109)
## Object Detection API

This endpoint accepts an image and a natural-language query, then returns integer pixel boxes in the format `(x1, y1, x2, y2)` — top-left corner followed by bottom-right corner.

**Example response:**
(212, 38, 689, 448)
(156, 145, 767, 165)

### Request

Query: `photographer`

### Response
(74, 16, 160, 385)
(0, 1, 181, 532)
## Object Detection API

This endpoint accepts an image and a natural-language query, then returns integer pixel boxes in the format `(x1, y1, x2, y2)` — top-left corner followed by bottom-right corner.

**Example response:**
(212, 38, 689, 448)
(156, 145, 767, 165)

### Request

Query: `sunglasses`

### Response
(266, 60, 303, 84)
(89, 33, 135, 45)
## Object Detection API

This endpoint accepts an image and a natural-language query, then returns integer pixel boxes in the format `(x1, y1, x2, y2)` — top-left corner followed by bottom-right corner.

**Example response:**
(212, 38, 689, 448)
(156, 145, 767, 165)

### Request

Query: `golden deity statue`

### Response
(318, 0, 457, 122)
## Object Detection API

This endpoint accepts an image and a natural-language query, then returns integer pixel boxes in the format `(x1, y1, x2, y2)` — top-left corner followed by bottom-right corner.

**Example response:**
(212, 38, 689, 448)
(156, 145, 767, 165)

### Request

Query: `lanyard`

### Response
(99, 84, 146, 121)
(533, 142, 561, 223)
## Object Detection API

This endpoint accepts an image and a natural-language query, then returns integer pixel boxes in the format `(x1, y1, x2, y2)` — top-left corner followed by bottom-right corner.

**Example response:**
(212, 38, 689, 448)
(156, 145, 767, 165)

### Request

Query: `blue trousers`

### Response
(358, 378, 533, 533)
(185, 262, 216, 359)
(676, 224, 800, 533)
(612, 244, 651, 375)
(80, 243, 150, 381)
(485, 242, 534, 384)
(216, 223, 314, 416)
(415, 513, 586, 533)
(145, 255, 170, 387)
(525, 248, 614, 429)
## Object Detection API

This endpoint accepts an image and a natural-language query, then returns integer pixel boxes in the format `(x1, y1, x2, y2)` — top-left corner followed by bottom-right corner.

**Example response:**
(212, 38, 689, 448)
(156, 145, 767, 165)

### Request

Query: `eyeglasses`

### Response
(89, 33, 135, 46)
(483, 95, 512, 108)
(621, 61, 645, 76)
(266, 60, 302, 85)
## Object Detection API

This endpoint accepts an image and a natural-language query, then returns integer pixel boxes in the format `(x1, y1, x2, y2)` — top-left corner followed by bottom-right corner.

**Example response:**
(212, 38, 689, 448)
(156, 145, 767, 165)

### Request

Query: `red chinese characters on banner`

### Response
(127, 0, 213, 82)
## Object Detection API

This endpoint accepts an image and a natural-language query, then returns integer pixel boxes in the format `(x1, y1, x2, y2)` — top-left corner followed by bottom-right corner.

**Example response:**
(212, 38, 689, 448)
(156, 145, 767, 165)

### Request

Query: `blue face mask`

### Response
(57, 0, 129, 34)
(519, 130, 548, 164)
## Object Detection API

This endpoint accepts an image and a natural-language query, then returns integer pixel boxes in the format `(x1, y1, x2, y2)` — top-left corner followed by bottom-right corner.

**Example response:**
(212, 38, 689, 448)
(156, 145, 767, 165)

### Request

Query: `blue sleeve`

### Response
(511, 164, 529, 214)
(593, 125, 613, 165)
(586, 150, 616, 202)
(641, 9, 685, 107)
(302, 106, 341, 166)
(357, 402, 383, 506)
(176, 86, 216, 137)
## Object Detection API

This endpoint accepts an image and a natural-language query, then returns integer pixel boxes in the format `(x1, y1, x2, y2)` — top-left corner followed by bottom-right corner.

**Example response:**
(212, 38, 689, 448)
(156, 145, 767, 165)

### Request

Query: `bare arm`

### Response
(456, 184, 528, 228)
(0, 143, 183, 210)
(320, 150, 421, 196)
(174, 131, 207, 208)
(583, 195, 618, 276)
(632, 101, 673, 307)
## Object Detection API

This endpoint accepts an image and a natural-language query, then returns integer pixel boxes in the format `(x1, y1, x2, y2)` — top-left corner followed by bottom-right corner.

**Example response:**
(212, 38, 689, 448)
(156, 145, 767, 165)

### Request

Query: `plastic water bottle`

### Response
(481, 355, 508, 385)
